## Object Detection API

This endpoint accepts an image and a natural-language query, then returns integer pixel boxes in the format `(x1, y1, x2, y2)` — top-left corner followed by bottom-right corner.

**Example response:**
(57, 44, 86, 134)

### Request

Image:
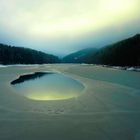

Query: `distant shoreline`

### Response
(0, 63, 140, 72)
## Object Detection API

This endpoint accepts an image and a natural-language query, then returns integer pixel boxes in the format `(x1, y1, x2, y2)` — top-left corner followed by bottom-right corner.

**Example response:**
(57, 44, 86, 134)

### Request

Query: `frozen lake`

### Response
(0, 64, 140, 140)
(11, 72, 84, 100)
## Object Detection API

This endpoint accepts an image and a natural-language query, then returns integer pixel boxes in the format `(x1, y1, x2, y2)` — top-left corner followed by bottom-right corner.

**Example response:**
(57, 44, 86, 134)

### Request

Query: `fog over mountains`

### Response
(63, 34, 140, 66)
(0, 34, 140, 66)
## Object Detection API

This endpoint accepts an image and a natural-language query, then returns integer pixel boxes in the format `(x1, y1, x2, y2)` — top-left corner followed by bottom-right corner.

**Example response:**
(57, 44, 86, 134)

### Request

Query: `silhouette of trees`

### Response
(63, 34, 140, 66)
(0, 44, 60, 64)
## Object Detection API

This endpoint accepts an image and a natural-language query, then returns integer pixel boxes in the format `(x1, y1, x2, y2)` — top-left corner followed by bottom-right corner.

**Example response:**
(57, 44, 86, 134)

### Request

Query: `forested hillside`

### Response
(0, 44, 60, 64)
(62, 48, 98, 63)
(63, 34, 140, 66)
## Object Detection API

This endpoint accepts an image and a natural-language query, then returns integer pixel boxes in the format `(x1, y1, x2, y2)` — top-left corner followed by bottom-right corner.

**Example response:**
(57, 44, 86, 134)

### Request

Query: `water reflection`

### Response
(11, 72, 84, 100)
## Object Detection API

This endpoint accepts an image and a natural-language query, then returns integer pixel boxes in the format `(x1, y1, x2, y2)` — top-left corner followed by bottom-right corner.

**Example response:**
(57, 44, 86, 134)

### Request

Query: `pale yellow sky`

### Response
(0, 0, 140, 55)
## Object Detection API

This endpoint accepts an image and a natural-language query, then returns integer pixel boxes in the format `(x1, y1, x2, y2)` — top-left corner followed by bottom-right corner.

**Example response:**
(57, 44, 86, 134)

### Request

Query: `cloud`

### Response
(0, 0, 140, 55)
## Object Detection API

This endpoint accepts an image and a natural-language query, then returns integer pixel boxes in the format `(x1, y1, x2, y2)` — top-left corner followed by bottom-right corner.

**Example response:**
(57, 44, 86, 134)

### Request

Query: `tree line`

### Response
(63, 34, 140, 66)
(0, 44, 60, 64)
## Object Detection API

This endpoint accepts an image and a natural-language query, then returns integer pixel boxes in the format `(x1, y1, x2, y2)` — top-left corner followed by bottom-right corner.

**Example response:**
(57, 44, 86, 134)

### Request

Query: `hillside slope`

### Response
(63, 34, 140, 66)
(0, 44, 60, 64)
(62, 48, 98, 63)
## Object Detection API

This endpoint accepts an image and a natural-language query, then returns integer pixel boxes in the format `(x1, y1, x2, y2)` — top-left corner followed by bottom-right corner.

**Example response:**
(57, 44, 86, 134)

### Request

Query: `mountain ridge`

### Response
(62, 34, 140, 66)
(0, 43, 60, 64)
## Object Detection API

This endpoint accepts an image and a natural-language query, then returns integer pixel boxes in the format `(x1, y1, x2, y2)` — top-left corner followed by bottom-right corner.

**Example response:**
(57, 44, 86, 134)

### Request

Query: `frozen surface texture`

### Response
(0, 64, 140, 140)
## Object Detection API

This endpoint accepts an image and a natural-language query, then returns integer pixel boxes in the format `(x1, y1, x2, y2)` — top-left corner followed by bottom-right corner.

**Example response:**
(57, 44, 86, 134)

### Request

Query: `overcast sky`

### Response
(0, 0, 140, 56)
